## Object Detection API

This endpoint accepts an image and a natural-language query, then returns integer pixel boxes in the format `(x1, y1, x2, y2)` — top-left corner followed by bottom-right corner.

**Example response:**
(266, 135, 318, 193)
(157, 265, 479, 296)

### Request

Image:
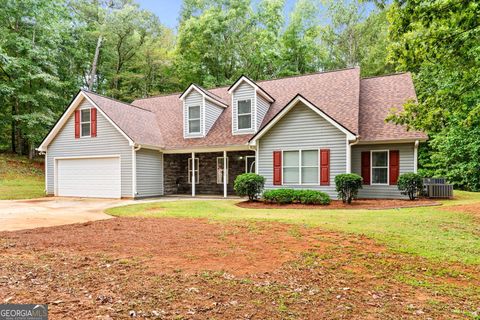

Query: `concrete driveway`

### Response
(0, 197, 131, 232)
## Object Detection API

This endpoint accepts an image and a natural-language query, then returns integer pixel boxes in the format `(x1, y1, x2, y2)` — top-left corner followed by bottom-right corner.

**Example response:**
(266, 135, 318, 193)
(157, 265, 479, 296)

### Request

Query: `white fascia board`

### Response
(134, 143, 164, 151)
(255, 88, 274, 103)
(163, 144, 250, 154)
(204, 95, 228, 108)
(356, 138, 427, 145)
(249, 95, 356, 145)
(37, 92, 84, 151)
(179, 84, 197, 100)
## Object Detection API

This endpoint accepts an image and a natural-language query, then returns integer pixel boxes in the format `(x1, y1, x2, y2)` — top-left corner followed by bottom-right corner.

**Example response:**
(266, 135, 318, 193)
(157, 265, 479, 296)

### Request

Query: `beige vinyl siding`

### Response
(204, 100, 223, 135)
(256, 94, 270, 130)
(184, 90, 204, 138)
(258, 102, 347, 198)
(351, 143, 415, 199)
(136, 148, 164, 198)
(46, 98, 133, 197)
(232, 82, 255, 134)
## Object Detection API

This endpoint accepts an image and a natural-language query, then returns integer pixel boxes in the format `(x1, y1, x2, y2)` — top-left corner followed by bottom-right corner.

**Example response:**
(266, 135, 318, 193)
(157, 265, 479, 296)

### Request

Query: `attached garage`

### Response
(55, 157, 121, 198)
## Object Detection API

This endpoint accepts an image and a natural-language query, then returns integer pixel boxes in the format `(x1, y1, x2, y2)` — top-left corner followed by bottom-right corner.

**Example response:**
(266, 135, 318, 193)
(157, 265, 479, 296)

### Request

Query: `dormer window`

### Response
(80, 109, 91, 137)
(228, 75, 274, 134)
(238, 99, 252, 130)
(188, 105, 201, 134)
(180, 84, 227, 138)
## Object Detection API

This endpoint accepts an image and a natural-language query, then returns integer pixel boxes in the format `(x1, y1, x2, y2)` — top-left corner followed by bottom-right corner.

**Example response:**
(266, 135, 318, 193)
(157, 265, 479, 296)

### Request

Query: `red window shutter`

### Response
(320, 149, 330, 186)
(273, 151, 282, 185)
(91, 108, 97, 137)
(389, 150, 400, 185)
(74, 110, 80, 139)
(361, 151, 370, 185)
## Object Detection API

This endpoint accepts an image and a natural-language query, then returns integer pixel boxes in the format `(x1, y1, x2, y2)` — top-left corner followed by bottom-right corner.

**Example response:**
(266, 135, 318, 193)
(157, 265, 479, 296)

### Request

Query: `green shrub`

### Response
(295, 190, 331, 205)
(234, 173, 265, 201)
(397, 173, 423, 200)
(263, 189, 330, 205)
(263, 189, 296, 204)
(335, 173, 363, 204)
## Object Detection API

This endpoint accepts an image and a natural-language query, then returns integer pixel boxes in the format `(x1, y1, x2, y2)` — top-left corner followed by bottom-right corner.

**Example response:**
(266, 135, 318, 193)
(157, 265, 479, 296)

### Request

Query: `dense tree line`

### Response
(386, 0, 480, 190)
(0, 0, 478, 190)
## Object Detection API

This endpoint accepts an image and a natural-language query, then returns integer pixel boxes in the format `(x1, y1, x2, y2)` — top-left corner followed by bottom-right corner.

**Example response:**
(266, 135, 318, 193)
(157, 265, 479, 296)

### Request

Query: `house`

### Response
(37, 67, 427, 199)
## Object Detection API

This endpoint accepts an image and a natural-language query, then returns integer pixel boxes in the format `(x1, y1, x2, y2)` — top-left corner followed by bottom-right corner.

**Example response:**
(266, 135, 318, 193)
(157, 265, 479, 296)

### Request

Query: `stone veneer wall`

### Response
(163, 151, 255, 195)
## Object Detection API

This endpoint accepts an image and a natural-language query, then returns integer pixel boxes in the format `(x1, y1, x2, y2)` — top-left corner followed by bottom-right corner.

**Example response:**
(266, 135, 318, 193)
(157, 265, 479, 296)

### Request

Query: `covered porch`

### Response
(163, 150, 256, 197)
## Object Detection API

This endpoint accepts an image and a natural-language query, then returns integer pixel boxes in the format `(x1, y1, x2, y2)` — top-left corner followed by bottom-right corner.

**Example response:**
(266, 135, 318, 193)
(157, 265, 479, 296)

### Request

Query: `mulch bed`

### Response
(237, 198, 441, 210)
(0, 217, 478, 319)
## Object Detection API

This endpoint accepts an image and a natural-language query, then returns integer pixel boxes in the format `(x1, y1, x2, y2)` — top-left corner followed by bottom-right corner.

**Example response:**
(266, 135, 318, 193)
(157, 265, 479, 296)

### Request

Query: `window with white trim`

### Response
(371, 151, 388, 184)
(80, 109, 91, 137)
(245, 156, 255, 173)
(216, 157, 229, 184)
(188, 157, 199, 184)
(237, 99, 252, 130)
(301, 150, 319, 184)
(283, 150, 319, 185)
(188, 105, 201, 134)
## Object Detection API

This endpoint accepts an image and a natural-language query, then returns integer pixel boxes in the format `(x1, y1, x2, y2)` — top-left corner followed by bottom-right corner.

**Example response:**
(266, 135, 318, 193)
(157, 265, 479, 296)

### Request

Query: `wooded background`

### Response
(0, 0, 478, 190)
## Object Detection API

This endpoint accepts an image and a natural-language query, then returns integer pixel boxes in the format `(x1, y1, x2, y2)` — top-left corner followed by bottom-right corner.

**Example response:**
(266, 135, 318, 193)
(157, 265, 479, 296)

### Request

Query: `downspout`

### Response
(414, 140, 419, 173)
(38, 150, 47, 194)
(248, 143, 258, 173)
(346, 136, 360, 173)
(44, 150, 47, 194)
(132, 144, 142, 198)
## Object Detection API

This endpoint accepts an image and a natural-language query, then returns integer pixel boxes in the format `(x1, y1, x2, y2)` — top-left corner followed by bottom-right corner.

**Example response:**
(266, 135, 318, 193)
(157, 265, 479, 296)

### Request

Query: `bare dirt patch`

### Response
(441, 203, 480, 216)
(440, 203, 480, 224)
(237, 198, 440, 210)
(1, 217, 342, 274)
(0, 218, 478, 319)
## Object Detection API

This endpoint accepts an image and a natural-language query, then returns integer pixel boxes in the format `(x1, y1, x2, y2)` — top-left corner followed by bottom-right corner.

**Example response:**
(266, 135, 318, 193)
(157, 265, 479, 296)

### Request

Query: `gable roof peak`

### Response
(179, 83, 228, 108)
(228, 75, 275, 103)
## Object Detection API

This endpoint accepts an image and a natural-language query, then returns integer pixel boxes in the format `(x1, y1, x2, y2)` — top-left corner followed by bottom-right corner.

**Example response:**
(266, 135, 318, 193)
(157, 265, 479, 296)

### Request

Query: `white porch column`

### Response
(223, 151, 227, 198)
(346, 139, 352, 173)
(192, 151, 196, 197)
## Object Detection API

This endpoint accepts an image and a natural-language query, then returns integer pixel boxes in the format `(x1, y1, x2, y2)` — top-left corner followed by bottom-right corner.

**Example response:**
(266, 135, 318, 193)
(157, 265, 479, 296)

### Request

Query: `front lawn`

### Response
(0, 153, 45, 200)
(107, 191, 480, 265)
(1, 215, 479, 319)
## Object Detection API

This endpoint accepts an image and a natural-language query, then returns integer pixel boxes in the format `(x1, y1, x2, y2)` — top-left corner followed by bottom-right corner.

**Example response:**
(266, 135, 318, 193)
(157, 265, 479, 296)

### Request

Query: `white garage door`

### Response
(57, 157, 121, 198)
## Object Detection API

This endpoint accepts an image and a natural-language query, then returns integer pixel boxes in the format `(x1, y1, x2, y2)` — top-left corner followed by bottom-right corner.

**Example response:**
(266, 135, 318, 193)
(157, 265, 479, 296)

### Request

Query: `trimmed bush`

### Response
(295, 189, 331, 205)
(263, 189, 296, 204)
(234, 173, 265, 201)
(263, 189, 330, 205)
(335, 173, 363, 204)
(397, 173, 423, 200)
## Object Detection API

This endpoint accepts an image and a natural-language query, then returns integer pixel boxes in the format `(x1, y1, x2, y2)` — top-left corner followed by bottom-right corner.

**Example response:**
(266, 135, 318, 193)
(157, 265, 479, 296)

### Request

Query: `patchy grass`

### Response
(1, 217, 478, 319)
(107, 191, 480, 265)
(0, 153, 44, 200)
